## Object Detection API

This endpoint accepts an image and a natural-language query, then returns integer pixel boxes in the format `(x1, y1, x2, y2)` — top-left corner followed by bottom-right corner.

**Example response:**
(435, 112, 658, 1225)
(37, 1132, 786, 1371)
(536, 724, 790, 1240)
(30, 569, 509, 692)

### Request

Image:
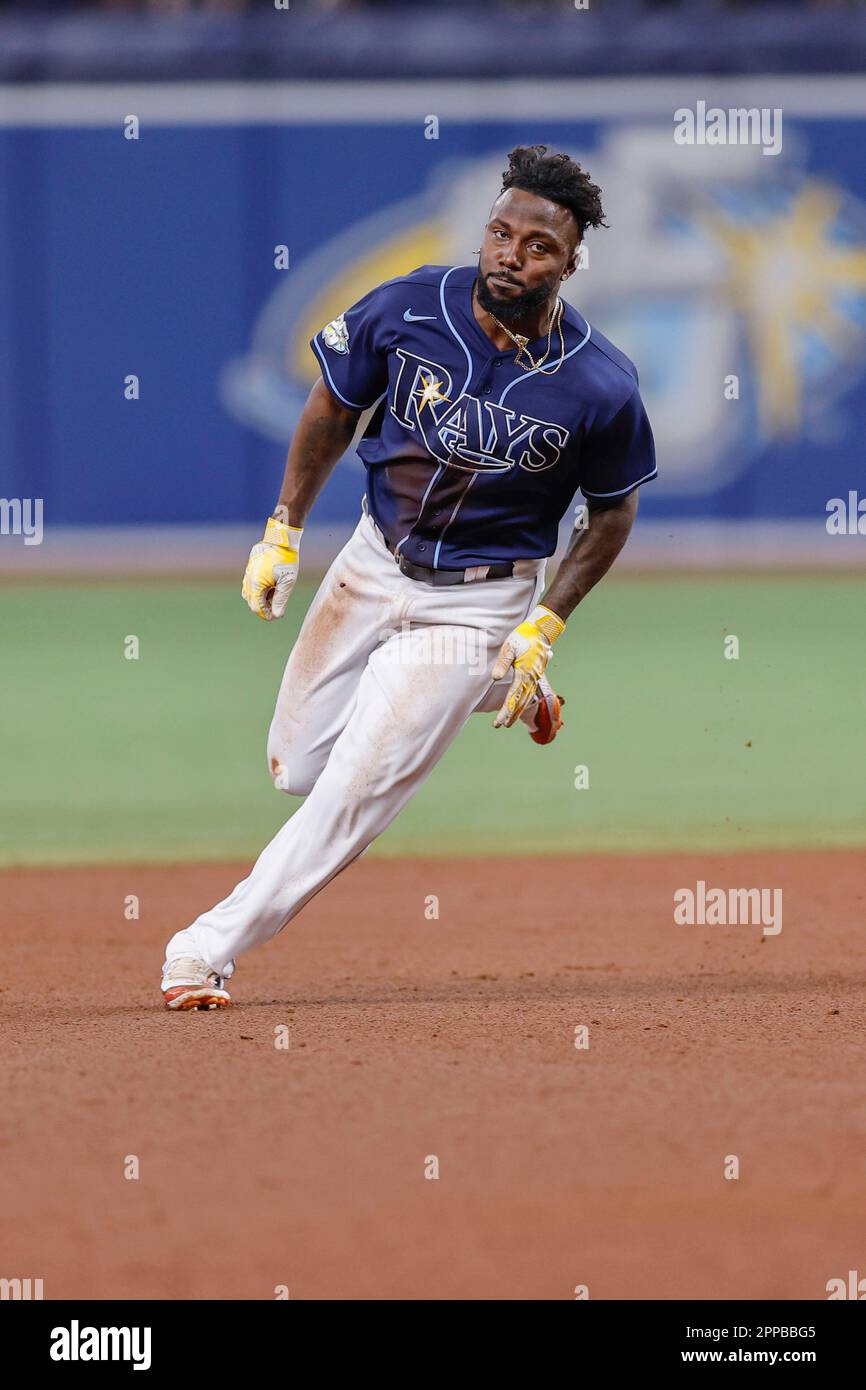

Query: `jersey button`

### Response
(418, 543, 428, 552)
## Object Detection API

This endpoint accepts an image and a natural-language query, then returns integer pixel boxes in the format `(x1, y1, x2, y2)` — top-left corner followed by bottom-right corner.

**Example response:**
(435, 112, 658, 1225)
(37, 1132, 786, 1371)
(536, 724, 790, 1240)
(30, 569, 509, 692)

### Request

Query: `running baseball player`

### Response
(161, 144, 656, 1010)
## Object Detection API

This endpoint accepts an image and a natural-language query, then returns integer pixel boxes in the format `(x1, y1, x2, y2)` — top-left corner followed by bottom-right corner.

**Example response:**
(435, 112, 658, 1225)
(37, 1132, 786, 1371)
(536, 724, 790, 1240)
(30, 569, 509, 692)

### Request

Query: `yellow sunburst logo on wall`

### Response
(710, 183, 866, 433)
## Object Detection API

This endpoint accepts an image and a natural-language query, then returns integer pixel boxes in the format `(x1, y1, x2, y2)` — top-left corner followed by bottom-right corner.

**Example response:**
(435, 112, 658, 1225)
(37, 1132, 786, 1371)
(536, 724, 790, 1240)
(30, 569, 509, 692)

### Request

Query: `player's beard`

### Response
(474, 266, 556, 328)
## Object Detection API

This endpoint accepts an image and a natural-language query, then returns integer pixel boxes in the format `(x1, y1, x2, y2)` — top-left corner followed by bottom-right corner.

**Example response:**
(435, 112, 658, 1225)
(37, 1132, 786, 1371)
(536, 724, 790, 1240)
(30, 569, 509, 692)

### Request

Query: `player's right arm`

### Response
(241, 379, 361, 621)
(244, 278, 396, 619)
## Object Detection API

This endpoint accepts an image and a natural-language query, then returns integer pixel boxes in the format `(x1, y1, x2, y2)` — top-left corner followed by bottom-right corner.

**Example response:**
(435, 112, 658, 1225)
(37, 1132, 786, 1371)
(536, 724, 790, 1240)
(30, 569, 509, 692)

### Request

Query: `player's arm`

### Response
(540, 490, 638, 620)
(490, 493, 638, 728)
(493, 373, 654, 729)
(241, 380, 361, 621)
(274, 378, 361, 528)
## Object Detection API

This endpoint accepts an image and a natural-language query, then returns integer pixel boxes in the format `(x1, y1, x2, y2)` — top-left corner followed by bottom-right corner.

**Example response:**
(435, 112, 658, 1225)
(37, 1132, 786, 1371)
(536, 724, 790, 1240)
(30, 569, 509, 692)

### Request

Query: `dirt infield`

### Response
(2, 849, 864, 1301)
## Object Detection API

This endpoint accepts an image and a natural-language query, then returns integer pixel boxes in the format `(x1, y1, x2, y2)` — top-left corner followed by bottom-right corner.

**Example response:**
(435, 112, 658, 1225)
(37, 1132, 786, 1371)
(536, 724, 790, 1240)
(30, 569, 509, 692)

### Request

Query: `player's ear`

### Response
(561, 248, 579, 281)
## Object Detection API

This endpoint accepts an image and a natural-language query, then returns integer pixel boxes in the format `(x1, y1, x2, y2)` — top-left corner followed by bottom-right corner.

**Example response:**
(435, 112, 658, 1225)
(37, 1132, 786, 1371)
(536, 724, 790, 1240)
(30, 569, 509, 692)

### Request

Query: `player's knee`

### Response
(267, 726, 295, 792)
(268, 753, 310, 797)
(268, 752, 316, 797)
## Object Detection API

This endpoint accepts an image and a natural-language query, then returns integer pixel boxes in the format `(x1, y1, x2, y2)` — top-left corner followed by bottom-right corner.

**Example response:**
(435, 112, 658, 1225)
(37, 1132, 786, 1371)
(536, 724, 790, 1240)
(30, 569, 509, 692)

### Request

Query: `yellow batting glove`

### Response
(492, 604, 566, 729)
(241, 515, 304, 621)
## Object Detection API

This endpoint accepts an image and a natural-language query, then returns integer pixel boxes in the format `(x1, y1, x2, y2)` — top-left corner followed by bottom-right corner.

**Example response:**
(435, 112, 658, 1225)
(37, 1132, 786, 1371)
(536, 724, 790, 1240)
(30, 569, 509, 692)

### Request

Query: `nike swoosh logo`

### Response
(403, 309, 438, 322)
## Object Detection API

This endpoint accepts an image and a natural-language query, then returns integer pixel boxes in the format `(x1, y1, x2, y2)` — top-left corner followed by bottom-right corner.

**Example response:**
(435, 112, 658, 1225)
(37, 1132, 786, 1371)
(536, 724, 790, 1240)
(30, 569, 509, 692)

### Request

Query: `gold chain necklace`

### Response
(487, 297, 566, 375)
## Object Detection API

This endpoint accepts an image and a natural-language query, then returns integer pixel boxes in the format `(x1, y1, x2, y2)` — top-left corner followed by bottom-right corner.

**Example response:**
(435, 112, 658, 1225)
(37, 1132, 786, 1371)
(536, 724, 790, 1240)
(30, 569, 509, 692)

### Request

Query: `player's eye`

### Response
(491, 228, 508, 240)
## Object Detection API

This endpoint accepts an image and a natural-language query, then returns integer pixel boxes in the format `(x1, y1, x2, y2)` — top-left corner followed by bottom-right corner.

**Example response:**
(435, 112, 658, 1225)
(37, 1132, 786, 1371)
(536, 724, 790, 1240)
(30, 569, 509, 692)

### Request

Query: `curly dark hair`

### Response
(501, 144, 607, 241)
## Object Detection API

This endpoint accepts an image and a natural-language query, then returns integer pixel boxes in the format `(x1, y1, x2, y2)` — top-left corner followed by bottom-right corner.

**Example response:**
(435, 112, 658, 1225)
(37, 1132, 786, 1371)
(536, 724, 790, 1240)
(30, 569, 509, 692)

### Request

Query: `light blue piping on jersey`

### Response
(482, 318, 593, 454)
(499, 317, 592, 403)
(312, 335, 374, 411)
(428, 318, 590, 568)
(432, 472, 478, 568)
(394, 265, 476, 560)
(438, 264, 475, 395)
(440, 317, 593, 562)
(581, 466, 658, 498)
(396, 462, 444, 556)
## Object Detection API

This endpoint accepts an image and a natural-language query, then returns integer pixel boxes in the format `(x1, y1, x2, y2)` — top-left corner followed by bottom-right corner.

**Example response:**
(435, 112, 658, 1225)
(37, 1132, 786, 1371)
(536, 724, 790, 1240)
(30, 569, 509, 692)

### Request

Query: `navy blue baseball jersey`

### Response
(311, 264, 656, 570)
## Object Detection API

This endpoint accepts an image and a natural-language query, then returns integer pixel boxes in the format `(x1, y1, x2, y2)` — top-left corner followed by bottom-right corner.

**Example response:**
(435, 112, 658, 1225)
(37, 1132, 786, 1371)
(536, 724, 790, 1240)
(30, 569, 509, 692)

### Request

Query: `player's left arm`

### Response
(492, 370, 655, 728)
(490, 492, 638, 728)
(540, 489, 638, 619)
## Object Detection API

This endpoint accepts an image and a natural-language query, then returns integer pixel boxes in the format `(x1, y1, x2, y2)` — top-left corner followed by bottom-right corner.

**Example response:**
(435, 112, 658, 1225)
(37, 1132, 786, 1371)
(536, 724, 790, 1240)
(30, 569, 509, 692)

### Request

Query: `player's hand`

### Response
(491, 604, 566, 729)
(241, 515, 304, 621)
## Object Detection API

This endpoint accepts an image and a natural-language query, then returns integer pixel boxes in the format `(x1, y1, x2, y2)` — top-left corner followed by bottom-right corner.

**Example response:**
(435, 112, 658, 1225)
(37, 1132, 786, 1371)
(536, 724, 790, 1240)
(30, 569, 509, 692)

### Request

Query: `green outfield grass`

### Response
(1, 574, 863, 867)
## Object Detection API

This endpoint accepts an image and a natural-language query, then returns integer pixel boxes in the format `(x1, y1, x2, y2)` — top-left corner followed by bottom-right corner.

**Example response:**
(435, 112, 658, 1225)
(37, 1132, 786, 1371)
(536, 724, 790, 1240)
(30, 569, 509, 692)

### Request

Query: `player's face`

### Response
(476, 187, 578, 324)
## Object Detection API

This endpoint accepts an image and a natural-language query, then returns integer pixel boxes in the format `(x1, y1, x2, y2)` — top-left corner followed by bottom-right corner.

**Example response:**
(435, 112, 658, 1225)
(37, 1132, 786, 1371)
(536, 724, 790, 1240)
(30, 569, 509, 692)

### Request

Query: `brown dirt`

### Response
(2, 849, 865, 1301)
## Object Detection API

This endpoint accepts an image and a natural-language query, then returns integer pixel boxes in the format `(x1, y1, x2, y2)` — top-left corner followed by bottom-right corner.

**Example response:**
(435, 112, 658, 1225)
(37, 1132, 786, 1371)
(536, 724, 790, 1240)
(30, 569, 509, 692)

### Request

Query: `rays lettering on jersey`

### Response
(391, 349, 569, 473)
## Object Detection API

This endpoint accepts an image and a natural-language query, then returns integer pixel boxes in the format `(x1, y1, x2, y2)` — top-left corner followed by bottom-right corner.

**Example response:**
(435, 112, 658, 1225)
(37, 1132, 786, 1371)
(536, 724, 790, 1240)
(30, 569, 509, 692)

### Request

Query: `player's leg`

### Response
(161, 513, 401, 1008)
(264, 512, 397, 795)
(163, 569, 544, 983)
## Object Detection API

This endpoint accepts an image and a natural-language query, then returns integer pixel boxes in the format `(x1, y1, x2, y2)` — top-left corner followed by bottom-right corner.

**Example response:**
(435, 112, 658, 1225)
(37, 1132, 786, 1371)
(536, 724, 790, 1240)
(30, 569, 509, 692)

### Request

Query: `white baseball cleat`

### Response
(521, 674, 565, 745)
(162, 957, 232, 1011)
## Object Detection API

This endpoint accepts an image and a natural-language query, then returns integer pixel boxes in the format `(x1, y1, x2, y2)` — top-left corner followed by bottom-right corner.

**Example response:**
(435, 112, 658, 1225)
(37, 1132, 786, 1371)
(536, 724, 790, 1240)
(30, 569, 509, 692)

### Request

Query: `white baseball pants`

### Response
(163, 508, 546, 979)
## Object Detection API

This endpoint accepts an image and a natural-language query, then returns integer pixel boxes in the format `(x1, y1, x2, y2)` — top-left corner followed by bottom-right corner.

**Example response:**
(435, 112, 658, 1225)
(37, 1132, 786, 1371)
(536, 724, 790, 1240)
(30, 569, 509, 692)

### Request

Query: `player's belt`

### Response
(362, 495, 516, 586)
(395, 553, 514, 586)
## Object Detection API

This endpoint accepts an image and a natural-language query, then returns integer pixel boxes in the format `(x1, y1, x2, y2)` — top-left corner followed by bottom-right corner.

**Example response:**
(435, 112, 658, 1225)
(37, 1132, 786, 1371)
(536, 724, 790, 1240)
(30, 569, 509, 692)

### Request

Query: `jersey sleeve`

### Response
(578, 386, 657, 500)
(310, 284, 390, 411)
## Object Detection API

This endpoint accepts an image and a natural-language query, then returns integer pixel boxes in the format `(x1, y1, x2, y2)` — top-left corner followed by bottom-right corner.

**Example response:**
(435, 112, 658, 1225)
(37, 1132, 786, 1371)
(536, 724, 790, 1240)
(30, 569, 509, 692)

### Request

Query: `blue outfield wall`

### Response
(1, 79, 866, 533)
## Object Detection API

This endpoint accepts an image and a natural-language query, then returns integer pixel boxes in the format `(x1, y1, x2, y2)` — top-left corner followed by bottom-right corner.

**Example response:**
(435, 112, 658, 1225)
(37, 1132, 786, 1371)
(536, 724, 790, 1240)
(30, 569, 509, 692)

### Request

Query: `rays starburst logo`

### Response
(705, 182, 866, 434)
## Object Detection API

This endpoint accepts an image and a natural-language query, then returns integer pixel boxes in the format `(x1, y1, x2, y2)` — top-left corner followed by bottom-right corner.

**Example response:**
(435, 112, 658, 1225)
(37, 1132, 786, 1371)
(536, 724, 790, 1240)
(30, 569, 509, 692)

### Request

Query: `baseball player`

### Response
(161, 144, 656, 1010)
